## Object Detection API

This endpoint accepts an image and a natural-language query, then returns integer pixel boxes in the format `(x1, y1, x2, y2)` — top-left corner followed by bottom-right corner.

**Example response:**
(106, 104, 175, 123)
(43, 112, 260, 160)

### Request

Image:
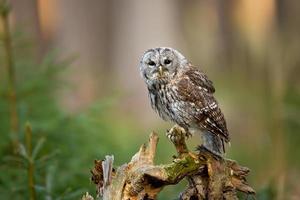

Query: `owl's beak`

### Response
(158, 66, 164, 76)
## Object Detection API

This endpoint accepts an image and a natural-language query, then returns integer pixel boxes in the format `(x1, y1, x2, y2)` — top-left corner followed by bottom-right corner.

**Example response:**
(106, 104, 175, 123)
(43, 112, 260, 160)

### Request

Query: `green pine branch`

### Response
(0, 0, 19, 153)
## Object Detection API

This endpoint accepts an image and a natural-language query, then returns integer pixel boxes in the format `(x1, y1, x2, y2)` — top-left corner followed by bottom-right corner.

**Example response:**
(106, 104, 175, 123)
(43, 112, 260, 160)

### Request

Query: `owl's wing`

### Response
(176, 69, 229, 142)
(183, 66, 215, 93)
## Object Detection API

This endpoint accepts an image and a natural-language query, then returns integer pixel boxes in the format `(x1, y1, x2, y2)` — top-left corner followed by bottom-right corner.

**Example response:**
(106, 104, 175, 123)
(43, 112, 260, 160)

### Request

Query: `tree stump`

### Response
(89, 126, 255, 200)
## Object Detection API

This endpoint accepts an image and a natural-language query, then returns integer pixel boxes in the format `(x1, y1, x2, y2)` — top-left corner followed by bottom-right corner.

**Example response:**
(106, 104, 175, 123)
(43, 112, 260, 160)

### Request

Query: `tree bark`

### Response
(89, 126, 255, 200)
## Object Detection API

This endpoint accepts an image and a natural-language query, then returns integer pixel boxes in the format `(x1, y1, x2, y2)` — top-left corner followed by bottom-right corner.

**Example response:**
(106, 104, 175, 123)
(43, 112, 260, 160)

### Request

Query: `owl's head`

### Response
(139, 47, 188, 85)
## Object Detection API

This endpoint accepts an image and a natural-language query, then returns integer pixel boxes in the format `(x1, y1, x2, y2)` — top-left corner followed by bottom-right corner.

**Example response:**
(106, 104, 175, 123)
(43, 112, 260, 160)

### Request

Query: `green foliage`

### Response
(0, 56, 136, 199)
(256, 185, 276, 200)
(0, 17, 145, 199)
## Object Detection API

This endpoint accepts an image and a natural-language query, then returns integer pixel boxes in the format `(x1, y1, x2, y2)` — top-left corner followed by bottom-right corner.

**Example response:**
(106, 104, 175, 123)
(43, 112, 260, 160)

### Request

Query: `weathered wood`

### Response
(89, 126, 255, 200)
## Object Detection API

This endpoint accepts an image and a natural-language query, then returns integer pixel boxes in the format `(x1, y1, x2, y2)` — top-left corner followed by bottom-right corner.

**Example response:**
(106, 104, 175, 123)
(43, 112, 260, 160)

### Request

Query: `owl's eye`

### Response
(148, 60, 156, 66)
(164, 59, 172, 65)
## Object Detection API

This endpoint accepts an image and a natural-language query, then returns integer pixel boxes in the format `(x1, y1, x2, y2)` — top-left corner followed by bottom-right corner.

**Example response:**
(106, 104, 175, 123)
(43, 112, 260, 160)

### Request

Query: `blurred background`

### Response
(0, 0, 299, 199)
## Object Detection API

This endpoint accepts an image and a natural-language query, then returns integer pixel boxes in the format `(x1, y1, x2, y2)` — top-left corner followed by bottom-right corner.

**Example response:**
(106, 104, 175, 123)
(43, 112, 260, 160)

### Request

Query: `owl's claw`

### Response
(166, 125, 188, 144)
(166, 125, 190, 155)
(185, 131, 193, 139)
(166, 131, 181, 144)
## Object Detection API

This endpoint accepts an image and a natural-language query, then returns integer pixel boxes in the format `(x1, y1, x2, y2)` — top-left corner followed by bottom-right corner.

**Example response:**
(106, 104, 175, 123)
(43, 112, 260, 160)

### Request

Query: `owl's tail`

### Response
(201, 131, 226, 156)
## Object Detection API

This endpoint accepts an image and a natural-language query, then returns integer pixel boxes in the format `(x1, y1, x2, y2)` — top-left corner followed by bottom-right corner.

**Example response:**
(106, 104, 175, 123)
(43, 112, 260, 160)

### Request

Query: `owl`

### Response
(139, 47, 229, 155)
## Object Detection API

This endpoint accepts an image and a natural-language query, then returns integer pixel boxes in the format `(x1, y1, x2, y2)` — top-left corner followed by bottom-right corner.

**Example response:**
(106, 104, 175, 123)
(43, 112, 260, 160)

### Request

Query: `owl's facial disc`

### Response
(140, 50, 165, 80)
(140, 47, 186, 85)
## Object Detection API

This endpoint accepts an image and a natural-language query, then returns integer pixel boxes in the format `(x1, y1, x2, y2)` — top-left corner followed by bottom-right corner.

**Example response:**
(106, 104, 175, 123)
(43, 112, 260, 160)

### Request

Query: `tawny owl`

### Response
(139, 47, 229, 155)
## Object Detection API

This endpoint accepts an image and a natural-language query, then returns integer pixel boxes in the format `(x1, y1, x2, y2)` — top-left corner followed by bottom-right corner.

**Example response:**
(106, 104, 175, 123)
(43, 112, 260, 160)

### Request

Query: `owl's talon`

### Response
(170, 135, 174, 141)
(166, 125, 187, 144)
(166, 132, 172, 141)
(185, 132, 193, 139)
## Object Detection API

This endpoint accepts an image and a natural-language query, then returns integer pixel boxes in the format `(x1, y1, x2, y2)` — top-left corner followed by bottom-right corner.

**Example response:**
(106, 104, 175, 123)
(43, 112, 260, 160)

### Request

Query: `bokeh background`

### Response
(0, 0, 300, 199)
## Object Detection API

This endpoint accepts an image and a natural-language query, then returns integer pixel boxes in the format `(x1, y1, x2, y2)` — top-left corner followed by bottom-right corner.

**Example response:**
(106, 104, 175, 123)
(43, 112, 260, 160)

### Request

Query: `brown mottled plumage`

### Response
(139, 47, 229, 155)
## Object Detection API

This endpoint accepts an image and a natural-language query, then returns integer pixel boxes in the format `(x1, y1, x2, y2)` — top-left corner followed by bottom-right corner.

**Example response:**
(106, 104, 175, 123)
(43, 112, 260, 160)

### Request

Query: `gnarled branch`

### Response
(89, 127, 255, 200)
